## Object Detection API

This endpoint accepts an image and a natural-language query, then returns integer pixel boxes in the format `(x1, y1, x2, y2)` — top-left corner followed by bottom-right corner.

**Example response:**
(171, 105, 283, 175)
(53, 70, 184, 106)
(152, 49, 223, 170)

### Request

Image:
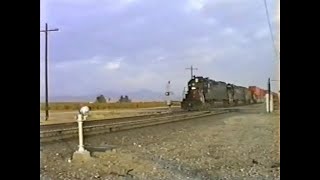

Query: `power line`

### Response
(262, 0, 279, 59)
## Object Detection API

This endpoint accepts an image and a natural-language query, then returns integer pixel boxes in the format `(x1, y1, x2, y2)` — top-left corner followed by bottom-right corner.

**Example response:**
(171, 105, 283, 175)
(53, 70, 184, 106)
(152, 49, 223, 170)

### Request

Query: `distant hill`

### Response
(40, 89, 182, 103)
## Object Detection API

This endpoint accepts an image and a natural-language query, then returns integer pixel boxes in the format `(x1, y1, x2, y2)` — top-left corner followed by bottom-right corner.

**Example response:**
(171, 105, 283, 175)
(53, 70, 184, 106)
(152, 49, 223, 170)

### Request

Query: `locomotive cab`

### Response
(226, 83, 235, 104)
(181, 76, 207, 110)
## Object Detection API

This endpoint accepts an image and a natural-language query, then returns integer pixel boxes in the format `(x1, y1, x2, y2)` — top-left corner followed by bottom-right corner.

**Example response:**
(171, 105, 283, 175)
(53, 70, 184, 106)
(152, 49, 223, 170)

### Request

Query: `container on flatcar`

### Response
(249, 86, 266, 102)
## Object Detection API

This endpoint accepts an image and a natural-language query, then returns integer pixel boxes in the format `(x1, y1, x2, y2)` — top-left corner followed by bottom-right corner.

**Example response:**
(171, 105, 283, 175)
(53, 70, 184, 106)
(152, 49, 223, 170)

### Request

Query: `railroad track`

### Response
(40, 109, 185, 131)
(40, 108, 181, 124)
(40, 110, 230, 143)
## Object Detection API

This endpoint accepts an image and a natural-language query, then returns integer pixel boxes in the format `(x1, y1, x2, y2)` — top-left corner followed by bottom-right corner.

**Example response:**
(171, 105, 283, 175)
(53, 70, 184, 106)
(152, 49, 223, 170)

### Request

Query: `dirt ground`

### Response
(40, 110, 280, 180)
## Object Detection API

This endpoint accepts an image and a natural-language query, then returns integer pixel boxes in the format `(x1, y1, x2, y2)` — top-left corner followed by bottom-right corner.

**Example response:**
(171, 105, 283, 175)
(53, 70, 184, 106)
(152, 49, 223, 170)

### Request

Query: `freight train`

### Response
(181, 76, 267, 111)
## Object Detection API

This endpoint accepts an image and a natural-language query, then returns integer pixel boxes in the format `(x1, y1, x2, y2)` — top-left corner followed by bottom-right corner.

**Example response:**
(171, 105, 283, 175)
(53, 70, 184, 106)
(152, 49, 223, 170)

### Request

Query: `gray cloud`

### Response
(40, 0, 279, 99)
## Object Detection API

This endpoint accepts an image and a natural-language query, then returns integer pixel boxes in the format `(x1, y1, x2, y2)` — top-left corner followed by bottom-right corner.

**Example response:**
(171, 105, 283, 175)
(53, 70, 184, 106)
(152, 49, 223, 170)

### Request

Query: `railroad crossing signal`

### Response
(165, 81, 173, 96)
(165, 81, 173, 111)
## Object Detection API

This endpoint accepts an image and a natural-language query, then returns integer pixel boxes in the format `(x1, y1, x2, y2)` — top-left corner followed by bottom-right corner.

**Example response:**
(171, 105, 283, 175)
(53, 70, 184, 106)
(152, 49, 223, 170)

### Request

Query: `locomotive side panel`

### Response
(205, 81, 228, 101)
(226, 84, 235, 103)
(244, 88, 252, 104)
(234, 86, 246, 102)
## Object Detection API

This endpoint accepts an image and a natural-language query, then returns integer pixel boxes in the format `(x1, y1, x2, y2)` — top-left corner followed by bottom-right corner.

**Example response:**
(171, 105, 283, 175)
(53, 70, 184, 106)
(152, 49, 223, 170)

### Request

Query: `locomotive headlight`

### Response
(191, 87, 196, 90)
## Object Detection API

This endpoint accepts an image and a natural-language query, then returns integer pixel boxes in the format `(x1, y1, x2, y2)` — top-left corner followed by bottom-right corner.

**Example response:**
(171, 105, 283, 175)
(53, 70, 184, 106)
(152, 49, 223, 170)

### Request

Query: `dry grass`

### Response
(40, 101, 181, 111)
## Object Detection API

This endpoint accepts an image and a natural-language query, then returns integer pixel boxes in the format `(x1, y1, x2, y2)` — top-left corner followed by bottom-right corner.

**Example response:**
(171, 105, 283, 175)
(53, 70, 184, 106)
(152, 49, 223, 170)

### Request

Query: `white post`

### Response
(265, 94, 274, 113)
(76, 114, 86, 152)
(270, 95, 274, 112)
(72, 108, 91, 161)
(266, 94, 269, 112)
(167, 99, 172, 111)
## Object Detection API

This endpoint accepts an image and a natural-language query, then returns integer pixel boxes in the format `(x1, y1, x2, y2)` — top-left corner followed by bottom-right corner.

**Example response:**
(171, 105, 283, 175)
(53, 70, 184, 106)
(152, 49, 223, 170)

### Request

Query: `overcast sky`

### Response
(40, 0, 280, 97)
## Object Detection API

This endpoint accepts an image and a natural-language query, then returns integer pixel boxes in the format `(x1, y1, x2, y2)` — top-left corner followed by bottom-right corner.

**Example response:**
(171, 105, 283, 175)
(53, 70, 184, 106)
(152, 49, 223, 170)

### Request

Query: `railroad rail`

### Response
(40, 110, 230, 143)
(40, 109, 185, 130)
(40, 107, 182, 124)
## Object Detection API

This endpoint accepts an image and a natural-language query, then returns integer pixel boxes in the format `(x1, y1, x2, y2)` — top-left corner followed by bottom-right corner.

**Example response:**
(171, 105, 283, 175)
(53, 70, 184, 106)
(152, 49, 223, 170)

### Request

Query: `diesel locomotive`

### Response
(181, 76, 260, 111)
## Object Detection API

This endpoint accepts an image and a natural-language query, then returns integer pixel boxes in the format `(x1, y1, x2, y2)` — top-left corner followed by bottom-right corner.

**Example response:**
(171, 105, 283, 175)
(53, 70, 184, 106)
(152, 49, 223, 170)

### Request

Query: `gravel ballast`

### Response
(40, 111, 280, 180)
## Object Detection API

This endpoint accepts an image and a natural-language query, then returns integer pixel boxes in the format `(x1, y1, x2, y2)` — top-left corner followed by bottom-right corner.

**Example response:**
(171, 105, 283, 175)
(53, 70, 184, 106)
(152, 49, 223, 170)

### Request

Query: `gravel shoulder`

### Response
(40, 110, 280, 180)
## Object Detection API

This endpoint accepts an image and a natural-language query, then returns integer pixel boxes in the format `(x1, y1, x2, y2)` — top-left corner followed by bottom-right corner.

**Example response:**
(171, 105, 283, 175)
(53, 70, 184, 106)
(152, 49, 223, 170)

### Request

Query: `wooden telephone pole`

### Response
(186, 65, 198, 79)
(40, 23, 59, 121)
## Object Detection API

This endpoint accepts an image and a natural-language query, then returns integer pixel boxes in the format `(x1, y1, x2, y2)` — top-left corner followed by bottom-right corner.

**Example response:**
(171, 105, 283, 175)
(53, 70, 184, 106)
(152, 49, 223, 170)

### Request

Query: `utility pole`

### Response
(40, 23, 59, 121)
(185, 65, 198, 79)
(276, 0, 280, 100)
